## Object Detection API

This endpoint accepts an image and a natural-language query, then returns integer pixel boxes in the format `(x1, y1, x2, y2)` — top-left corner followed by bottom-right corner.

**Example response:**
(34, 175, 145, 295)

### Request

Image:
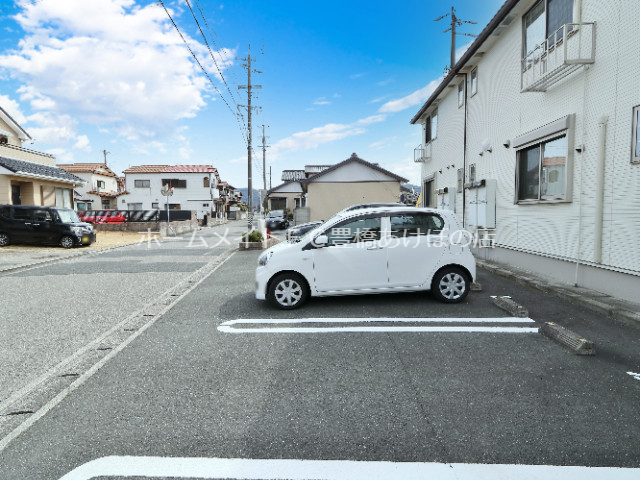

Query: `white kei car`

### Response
(255, 207, 476, 309)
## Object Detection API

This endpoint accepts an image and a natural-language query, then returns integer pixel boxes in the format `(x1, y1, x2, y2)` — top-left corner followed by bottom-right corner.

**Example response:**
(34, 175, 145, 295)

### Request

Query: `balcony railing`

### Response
(521, 22, 595, 93)
(414, 143, 432, 163)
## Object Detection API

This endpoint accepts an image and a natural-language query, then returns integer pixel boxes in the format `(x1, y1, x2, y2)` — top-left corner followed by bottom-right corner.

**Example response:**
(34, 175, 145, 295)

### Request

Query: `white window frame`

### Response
(516, 134, 570, 203)
(457, 82, 465, 108)
(425, 109, 438, 143)
(513, 115, 574, 204)
(134, 179, 150, 188)
(522, 0, 574, 59)
(470, 67, 478, 97)
(632, 105, 640, 164)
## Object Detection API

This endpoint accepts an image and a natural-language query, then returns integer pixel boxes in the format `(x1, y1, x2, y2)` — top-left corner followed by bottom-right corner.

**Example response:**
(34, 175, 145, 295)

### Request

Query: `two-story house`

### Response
(268, 154, 407, 222)
(121, 165, 221, 220)
(57, 163, 125, 211)
(410, 0, 639, 302)
(0, 106, 84, 208)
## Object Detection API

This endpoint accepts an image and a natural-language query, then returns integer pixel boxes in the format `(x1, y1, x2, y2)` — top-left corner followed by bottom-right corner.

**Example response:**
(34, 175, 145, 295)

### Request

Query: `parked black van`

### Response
(0, 205, 95, 248)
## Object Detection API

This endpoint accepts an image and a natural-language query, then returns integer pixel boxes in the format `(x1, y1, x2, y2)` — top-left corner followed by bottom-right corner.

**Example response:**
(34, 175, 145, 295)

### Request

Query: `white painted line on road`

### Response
(218, 317, 539, 334)
(58, 456, 640, 480)
(627, 371, 640, 381)
(0, 251, 238, 454)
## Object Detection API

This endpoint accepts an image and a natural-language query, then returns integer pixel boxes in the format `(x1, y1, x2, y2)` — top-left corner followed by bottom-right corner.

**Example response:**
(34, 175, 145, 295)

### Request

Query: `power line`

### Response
(192, 0, 242, 88)
(157, 0, 248, 146)
(183, 0, 249, 147)
(184, 0, 239, 107)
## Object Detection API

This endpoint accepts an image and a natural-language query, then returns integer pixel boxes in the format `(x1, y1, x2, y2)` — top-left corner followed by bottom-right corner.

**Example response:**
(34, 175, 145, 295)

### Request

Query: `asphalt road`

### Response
(1, 230, 640, 479)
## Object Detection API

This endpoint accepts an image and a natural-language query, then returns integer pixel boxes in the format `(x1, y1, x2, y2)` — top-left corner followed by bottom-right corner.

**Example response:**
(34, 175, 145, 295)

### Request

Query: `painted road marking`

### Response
(58, 456, 640, 480)
(218, 317, 539, 334)
(627, 371, 640, 381)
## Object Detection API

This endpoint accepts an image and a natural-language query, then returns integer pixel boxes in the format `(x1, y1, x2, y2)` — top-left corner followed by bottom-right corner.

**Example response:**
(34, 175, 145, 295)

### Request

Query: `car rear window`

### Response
(390, 213, 444, 237)
(13, 209, 31, 220)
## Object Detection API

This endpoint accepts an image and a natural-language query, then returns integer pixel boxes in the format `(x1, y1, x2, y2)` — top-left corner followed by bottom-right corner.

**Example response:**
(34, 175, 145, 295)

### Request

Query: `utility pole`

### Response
(260, 125, 270, 215)
(435, 7, 477, 70)
(238, 44, 262, 229)
(102, 149, 110, 166)
(261, 125, 269, 191)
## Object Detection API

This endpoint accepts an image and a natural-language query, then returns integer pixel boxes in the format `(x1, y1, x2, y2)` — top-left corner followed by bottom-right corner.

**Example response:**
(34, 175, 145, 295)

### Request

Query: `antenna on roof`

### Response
(434, 6, 478, 70)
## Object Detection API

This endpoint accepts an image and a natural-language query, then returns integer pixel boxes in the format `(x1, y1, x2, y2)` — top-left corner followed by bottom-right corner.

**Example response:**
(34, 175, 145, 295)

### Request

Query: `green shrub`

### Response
(242, 230, 264, 242)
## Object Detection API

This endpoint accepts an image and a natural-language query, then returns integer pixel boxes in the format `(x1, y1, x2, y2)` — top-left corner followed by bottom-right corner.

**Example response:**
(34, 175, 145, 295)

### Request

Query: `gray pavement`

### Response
(0, 221, 248, 434)
(0, 245, 639, 479)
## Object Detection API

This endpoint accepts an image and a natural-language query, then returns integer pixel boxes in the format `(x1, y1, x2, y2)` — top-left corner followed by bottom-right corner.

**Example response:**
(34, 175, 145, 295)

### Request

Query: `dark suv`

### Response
(265, 210, 290, 230)
(0, 205, 96, 248)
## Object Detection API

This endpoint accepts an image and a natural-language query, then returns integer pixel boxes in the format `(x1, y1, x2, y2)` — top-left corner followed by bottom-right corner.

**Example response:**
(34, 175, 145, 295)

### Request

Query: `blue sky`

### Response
(0, 0, 504, 188)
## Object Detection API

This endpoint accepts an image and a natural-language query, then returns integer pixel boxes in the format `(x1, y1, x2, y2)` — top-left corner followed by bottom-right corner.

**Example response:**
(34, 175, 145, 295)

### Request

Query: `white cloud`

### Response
(456, 41, 473, 62)
(349, 72, 367, 80)
(271, 115, 387, 158)
(0, 0, 233, 144)
(378, 78, 442, 114)
(313, 97, 331, 106)
(368, 136, 397, 150)
(377, 77, 395, 87)
(24, 111, 78, 145)
(0, 94, 27, 124)
(73, 134, 90, 151)
(368, 95, 390, 104)
(388, 159, 421, 185)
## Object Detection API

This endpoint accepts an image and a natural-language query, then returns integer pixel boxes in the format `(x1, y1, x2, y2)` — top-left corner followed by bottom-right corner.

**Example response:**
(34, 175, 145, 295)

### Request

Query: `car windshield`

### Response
(267, 210, 283, 218)
(54, 209, 81, 223)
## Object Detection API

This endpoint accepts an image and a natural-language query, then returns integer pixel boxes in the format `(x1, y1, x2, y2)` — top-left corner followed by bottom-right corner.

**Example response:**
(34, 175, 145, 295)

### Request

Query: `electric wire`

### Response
(184, 0, 239, 107)
(192, 0, 242, 88)
(182, 0, 252, 147)
(157, 0, 248, 146)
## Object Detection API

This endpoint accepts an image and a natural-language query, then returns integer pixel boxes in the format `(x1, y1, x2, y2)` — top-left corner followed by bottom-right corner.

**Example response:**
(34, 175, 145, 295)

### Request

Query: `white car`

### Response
(256, 207, 476, 309)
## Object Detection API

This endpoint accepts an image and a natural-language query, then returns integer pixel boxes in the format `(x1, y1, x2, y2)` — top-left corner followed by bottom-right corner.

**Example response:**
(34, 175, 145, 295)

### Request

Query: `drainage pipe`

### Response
(594, 116, 608, 264)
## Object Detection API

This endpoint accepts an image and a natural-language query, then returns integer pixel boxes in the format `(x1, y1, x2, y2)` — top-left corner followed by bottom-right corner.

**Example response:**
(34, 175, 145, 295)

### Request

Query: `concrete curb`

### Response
(477, 259, 640, 325)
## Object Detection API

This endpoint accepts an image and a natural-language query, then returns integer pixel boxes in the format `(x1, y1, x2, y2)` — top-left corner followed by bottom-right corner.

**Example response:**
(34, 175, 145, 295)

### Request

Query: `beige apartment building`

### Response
(0, 106, 83, 208)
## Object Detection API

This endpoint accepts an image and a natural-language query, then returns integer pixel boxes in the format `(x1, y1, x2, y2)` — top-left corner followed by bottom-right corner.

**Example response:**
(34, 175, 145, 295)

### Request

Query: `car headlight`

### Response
(71, 226, 83, 235)
(258, 251, 274, 266)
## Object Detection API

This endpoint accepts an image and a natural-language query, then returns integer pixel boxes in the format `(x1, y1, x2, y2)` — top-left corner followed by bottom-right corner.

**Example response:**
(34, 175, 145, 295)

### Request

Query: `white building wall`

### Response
(421, 77, 466, 212)
(123, 172, 219, 219)
(417, 0, 640, 300)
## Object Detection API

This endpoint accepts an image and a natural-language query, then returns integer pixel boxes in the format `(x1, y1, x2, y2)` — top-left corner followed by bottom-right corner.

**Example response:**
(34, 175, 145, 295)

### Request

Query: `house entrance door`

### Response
(11, 185, 21, 205)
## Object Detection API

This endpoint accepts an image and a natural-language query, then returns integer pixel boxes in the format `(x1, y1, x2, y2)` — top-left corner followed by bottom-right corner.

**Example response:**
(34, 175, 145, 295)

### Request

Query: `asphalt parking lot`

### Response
(1, 230, 640, 479)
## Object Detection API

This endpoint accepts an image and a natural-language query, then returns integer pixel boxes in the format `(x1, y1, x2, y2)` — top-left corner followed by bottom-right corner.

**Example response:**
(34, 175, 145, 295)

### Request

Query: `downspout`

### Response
(462, 72, 468, 228)
(574, 0, 583, 24)
(594, 116, 608, 264)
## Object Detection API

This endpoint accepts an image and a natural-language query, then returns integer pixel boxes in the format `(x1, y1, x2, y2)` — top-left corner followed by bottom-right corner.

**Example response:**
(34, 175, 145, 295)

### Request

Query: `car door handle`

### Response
(367, 245, 384, 250)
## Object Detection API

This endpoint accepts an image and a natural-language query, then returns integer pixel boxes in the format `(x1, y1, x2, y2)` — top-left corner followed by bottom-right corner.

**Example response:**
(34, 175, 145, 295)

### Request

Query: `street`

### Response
(1, 223, 640, 479)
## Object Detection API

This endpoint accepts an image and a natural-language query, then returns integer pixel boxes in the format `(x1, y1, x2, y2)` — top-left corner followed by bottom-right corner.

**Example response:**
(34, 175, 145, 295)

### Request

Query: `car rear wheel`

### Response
(0, 232, 10, 247)
(267, 273, 309, 309)
(60, 235, 75, 249)
(431, 267, 470, 303)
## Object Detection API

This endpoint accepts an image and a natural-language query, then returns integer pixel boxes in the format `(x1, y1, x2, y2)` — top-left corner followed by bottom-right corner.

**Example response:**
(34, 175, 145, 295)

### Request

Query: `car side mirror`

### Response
(313, 234, 329, 247)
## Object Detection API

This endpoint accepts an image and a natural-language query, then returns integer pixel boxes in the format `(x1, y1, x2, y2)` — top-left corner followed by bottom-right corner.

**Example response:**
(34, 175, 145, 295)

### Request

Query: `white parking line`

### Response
(218, 317, 539, 334)
(58, 456, 640, 480)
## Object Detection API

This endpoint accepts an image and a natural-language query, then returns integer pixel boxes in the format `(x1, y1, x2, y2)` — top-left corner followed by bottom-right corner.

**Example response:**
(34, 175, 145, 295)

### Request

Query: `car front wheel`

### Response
(431, 267, 470, 303)
(60, 235, 75, 249)
(267, 273, 309, 309)
(0, 232, 10, 247)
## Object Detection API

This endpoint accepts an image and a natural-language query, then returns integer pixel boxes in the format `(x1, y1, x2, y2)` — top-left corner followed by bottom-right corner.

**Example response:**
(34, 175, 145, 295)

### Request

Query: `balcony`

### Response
(521, 22, 595, 93)
(414, 143, 432, 163)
